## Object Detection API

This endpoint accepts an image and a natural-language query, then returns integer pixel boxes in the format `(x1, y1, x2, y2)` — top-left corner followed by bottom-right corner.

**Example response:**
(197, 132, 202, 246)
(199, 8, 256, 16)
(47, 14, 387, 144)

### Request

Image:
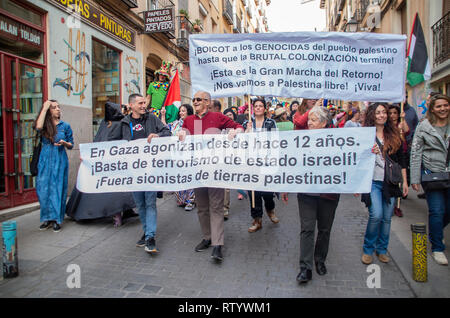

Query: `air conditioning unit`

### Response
(180, 29, 188, 39)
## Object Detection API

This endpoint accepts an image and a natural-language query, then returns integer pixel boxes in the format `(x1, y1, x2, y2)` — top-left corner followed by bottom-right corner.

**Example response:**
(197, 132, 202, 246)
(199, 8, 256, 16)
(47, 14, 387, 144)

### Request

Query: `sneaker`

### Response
(248, 218, 262, 233)
(432, 252, 448, 265)
(393, 207, 403, 217)
(224, 210, 229, 221)
(113, 214, 122, 227)
(52, 222, 61, 233)
(39, 221, 52, 231)
(195, 239, 211, 252)
(361, 254, 373, 265)
(377, 253, 390, 263)
(417, 193, 426, 199)
(136, 234, 146, 247)
(145, 237, 159, 254)
(267, 210, 280, 224)
(185, 203, 194, 211)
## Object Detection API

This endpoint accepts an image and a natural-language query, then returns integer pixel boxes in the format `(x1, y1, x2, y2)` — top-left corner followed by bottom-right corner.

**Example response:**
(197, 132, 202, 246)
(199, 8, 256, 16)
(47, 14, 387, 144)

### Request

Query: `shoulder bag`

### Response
(421, 140, 450, 192)
(30, 131, 42, 177)
(375, 138, 403, 186)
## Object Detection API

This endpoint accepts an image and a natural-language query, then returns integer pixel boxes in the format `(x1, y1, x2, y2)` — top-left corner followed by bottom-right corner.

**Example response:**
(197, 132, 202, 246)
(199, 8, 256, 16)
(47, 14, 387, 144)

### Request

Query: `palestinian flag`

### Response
(162, 69, 181, 123)
(407, 13, 431, 86)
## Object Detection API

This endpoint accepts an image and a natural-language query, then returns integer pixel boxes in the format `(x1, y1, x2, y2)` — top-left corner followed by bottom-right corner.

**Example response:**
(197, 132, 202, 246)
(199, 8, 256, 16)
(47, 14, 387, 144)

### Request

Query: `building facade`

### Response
(322, 0, 449, 113)
(0, 0, 271, 209)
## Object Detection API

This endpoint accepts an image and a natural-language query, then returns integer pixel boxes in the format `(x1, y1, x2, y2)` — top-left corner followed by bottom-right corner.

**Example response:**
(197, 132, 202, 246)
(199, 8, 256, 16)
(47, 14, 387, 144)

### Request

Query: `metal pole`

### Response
(2, 221, 19, 278)
(411, 223, 427, 282)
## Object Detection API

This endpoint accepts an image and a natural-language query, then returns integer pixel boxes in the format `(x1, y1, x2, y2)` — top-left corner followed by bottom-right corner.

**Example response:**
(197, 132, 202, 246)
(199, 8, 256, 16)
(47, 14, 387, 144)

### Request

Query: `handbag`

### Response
(30, 131, 42, 177)
(421, 140, 450, 192)
(375, 138, 403, 186)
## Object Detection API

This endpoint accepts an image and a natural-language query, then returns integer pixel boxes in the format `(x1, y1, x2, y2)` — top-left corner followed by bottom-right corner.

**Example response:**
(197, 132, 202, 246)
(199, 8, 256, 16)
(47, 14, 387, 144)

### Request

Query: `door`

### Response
(0, 54, 43, 208)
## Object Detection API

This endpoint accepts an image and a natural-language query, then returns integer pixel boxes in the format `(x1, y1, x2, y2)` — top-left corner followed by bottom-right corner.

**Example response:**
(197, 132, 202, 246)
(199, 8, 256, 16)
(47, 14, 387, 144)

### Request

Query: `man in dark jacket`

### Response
(122, 93, 171, 254)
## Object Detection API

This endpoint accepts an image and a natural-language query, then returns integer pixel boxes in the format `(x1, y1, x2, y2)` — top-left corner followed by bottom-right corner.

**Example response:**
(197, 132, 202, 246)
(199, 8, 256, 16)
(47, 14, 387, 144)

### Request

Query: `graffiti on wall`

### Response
(53, 26, 90, 104)
(124, 55, 140, 95)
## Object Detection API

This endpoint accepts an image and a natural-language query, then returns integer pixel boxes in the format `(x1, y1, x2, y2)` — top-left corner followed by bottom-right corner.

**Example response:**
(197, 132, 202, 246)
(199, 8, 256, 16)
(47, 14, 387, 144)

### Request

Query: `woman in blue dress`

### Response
(34, 100, 73, 232)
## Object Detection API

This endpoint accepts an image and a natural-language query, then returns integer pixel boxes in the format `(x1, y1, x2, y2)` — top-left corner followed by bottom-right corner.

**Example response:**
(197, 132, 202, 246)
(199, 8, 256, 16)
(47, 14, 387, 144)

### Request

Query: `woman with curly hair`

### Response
(361, 103, 408, 265)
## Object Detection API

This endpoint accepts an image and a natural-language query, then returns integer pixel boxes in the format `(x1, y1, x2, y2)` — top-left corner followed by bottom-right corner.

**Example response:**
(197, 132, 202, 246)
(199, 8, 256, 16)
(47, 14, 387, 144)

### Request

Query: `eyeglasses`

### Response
(192, 97, 209, 102)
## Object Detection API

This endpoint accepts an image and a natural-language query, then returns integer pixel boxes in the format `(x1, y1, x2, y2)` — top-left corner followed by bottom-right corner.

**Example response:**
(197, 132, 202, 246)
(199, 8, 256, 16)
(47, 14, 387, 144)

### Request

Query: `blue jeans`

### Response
(363, 181, 395, 255)
(132, 191, 157, 240)
(424, 188, 450, 252)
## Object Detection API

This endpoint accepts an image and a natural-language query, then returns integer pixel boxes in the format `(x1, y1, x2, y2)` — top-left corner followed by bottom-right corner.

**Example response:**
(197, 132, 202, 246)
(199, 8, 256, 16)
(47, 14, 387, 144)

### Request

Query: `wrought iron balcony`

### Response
(176, 15, 194, 50)
(432, 11, 450, 67)
(223, 0, 233, 25)
(233, 14, 242, 33)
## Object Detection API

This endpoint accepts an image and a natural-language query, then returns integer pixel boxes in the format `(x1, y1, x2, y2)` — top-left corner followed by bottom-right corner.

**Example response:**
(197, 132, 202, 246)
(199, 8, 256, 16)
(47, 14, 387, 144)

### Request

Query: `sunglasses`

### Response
(192, 97, 209, 102)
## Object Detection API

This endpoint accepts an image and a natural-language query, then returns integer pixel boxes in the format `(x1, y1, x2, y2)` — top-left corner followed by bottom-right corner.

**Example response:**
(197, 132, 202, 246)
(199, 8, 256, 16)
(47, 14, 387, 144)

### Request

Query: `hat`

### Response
(154, 61, 172, 79)
(274, 108, 286, 119)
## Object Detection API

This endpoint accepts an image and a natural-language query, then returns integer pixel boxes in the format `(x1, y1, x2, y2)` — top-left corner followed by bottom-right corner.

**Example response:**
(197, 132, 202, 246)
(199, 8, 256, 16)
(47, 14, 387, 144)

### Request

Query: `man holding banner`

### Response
(122, 93, 171, 254)
(178, 91, 244, 262)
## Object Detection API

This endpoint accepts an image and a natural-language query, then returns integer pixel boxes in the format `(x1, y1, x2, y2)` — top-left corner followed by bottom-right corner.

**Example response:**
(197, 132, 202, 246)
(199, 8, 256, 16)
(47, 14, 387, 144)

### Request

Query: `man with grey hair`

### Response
(178, 91, 244, 261)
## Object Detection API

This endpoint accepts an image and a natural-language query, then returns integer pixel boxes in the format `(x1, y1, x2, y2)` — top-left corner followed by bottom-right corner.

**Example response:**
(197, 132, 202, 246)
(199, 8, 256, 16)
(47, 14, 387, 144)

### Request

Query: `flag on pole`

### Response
(407, 13, 431, 87)
(162, 69, 181, 123)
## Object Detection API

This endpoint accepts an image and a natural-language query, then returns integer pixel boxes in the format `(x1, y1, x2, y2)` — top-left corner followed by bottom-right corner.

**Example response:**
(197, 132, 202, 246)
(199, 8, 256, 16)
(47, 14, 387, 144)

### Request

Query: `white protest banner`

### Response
(189, 32, 407, 102)
(77, 128, 376, 194)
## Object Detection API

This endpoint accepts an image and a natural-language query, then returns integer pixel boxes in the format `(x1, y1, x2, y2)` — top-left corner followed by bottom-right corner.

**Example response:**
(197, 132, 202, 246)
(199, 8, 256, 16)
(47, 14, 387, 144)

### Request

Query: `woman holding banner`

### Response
(410, 94, 450, 266)
(162, 104, 196, 211)
(283, 105, 340, 284)
(361, 103, 408, 265)
(34, 100, 73, 232)
(243, 99, 279, 232)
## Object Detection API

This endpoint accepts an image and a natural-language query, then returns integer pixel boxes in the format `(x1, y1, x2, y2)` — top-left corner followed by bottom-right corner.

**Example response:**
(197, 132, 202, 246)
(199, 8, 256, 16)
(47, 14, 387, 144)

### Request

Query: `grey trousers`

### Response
(194, 187, 225, 246)
(224, 189, 230, 212)
(297, 194, 339, 270)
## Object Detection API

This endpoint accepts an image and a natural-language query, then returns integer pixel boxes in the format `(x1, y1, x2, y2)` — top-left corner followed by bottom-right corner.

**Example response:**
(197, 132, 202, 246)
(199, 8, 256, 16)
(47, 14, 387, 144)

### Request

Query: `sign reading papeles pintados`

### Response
(189, 32, 407, 102)
(76, 128, 376, 194)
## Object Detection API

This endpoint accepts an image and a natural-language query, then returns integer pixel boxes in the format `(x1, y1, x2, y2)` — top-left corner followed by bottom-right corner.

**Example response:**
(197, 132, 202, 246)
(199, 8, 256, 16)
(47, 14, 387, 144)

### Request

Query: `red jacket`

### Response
(293, 109, 310, 130)
(182, 111, 243, 135)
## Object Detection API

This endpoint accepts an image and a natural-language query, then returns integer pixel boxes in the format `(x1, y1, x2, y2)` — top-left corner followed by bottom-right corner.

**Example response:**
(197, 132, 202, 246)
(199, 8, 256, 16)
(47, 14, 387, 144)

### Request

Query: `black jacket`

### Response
(66, 102, 136, 220)
(121, 111, 171, 141)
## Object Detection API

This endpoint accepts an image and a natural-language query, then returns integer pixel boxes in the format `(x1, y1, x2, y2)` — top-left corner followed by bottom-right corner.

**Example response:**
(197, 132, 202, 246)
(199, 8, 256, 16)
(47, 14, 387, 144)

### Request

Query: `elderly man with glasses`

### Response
(178, 91, 244, 261)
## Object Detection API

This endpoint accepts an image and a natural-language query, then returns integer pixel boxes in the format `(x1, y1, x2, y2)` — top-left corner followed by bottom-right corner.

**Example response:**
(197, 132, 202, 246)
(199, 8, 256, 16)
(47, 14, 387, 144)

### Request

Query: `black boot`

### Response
(296, 268, 312, 283)
(211, 246, 223, 261)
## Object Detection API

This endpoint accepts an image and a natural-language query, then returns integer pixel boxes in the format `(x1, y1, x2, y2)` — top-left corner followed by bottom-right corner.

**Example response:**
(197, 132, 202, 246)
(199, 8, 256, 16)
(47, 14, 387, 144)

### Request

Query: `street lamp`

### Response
(345, 18, 358, 32)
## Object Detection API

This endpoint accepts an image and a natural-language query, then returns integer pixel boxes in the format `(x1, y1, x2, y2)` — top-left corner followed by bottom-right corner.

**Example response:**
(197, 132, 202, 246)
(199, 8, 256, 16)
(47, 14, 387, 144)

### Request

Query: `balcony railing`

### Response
(432, 11, 450, 67)
(233, 14, 242, 33)
(358, 0, 370, 22)
(176, 15, 194, 50)
(223, 0, 233, 25)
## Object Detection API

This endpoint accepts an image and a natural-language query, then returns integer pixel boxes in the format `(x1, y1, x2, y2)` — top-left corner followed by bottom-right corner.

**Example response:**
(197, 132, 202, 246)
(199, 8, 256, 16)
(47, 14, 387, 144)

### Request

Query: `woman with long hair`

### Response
(34, 100, 73, 232)
(361, 103, 408, 265)
(410, 94, 450, 265)
(162, 104, 196, 211)
(243, 98, 279, 232)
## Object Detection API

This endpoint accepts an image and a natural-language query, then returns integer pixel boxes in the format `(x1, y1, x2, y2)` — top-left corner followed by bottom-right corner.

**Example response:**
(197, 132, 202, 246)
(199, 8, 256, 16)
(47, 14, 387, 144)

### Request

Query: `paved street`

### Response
(0, 190, 448, 298)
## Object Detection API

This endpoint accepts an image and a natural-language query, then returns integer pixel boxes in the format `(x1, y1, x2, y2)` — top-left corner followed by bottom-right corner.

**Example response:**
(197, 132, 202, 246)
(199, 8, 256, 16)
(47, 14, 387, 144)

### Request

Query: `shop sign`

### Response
(144, 8, 174, 33)
(45, 0, 136, 49)
(0, 13, 43, 48)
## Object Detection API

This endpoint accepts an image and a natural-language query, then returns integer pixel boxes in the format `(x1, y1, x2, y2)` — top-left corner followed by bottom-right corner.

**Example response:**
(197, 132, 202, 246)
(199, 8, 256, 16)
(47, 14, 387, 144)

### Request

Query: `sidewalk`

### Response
(0, 191, 448, 298)
(389, 193, 450, 298)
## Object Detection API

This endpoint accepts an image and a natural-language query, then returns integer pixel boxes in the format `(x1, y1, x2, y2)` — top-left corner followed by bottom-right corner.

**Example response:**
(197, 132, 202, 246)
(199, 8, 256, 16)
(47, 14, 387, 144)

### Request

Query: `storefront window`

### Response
(92, 39, 120, 136)
(0, 0, 42, 26)
(0, 12, 44, 63)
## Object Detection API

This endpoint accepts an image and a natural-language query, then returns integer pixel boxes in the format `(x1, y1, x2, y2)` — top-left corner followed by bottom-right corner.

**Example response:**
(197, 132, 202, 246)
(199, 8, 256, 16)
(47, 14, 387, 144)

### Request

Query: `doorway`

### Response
(0, 54, 45, 208)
